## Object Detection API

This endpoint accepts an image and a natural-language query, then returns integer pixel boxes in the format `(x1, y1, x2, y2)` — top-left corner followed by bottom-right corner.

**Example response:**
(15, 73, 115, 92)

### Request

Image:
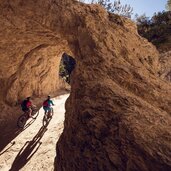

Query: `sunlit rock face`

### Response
(0, 0, 171, 170)
(159, 51, 171, 81)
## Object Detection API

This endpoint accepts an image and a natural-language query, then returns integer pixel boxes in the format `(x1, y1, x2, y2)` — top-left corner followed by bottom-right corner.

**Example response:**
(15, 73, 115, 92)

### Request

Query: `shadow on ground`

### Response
(0, 90, 69, 153)
(0, 110, 40, 153)
(9, 117, 52, 171)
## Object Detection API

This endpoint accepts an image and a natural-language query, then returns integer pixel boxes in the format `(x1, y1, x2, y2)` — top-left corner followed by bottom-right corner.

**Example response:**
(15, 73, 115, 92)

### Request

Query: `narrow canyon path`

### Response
(0, 94, 69, 171)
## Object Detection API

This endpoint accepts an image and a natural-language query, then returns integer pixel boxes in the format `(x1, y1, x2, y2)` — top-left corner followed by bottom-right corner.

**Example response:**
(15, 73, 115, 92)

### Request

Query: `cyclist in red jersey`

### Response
(21, 97, 33, 118)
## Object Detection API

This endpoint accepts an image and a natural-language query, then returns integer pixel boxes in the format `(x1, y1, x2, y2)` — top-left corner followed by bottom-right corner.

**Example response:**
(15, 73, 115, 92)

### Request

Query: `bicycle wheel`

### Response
(17, 114, 28, 128)
(42, 114, 48, 126)
(32, 110, 39, 119)
(31, 106, 39, 118)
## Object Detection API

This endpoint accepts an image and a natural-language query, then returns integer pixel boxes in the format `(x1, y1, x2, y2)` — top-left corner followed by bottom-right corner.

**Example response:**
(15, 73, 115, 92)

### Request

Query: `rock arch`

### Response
(0, 0, 171, 170)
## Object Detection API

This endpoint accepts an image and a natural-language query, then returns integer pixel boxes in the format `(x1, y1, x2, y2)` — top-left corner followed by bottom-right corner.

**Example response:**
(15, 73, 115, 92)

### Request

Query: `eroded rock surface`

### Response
(0, 0, 171, 170)
(159, 51, 171, 82)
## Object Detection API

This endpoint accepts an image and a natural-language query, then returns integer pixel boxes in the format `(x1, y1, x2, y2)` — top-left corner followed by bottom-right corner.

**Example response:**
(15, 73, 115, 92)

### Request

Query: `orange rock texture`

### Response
(160, 51, 171, 81)
(0, 0, 171, 170)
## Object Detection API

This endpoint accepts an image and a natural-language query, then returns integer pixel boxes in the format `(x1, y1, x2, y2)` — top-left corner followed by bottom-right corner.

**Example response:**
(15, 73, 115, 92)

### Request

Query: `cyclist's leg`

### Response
(43, 107, 48, 115)
(28, 108, 33, 118)
(50, 107, 53, 114)
(49, 107, 53, 117)
(47, 107, 52, 117)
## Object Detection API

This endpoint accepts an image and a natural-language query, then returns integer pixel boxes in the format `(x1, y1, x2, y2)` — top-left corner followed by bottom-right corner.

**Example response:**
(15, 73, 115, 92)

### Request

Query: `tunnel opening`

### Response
(0, 48, 77, 170)
(59, 53, 76, 84)
(0, 50, 76, 169)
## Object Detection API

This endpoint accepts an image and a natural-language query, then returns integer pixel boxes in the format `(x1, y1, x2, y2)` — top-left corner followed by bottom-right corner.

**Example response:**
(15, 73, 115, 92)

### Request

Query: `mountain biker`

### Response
(21, 97, 33, 118)
(43, 95, 54, 116)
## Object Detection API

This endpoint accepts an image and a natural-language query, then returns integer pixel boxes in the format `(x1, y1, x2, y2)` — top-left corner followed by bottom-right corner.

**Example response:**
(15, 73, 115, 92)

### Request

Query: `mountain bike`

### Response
(17, 106, 39, 128)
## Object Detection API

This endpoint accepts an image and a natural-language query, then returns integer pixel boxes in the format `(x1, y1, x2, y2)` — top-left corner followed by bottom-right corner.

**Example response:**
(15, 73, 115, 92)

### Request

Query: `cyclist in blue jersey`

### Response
(43, 95, 54, 116)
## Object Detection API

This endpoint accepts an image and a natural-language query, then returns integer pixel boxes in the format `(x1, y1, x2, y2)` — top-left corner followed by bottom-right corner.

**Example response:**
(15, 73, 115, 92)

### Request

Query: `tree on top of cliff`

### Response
(77, 0, 133, 18)
(135, 11, 171, 51)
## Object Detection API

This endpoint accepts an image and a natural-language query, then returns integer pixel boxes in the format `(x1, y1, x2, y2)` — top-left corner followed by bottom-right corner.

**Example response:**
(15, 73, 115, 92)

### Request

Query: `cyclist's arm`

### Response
(50, 100, 54, 106)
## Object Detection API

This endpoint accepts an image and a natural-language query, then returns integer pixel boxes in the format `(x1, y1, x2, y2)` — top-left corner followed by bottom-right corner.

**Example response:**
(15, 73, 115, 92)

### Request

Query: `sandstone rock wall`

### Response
(159, 51, 171, 81)
(0, 0, 72, 125)
(0, 0, 171, 170)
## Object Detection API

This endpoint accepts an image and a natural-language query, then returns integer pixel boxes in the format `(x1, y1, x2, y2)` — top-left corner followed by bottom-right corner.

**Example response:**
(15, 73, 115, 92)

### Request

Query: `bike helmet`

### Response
(27, 96, 31, 100)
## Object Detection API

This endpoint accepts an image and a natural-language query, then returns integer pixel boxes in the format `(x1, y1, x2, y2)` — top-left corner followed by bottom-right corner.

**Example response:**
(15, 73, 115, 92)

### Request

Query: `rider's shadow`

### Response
(9, 119, 51, 171)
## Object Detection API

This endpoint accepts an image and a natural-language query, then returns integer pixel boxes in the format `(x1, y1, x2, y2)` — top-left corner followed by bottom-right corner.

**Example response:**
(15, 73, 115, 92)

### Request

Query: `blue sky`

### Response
(85, 0, 167, 17)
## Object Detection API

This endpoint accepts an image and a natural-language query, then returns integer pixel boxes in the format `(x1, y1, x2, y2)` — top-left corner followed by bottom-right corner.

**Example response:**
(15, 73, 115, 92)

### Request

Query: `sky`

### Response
(85, 0, 167, 17)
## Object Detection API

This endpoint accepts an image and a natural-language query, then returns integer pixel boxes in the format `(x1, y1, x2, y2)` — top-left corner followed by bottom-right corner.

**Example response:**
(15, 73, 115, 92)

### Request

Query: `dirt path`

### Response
(0, 94, 69, 171)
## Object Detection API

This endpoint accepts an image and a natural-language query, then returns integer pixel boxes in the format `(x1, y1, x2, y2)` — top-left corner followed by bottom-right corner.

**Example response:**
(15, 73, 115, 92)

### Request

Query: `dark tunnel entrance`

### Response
(59, 53, 76, 84)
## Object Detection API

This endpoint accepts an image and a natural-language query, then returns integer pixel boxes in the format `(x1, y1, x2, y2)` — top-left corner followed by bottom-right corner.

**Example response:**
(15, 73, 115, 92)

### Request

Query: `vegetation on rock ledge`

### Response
(136, 11, 171, 52)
